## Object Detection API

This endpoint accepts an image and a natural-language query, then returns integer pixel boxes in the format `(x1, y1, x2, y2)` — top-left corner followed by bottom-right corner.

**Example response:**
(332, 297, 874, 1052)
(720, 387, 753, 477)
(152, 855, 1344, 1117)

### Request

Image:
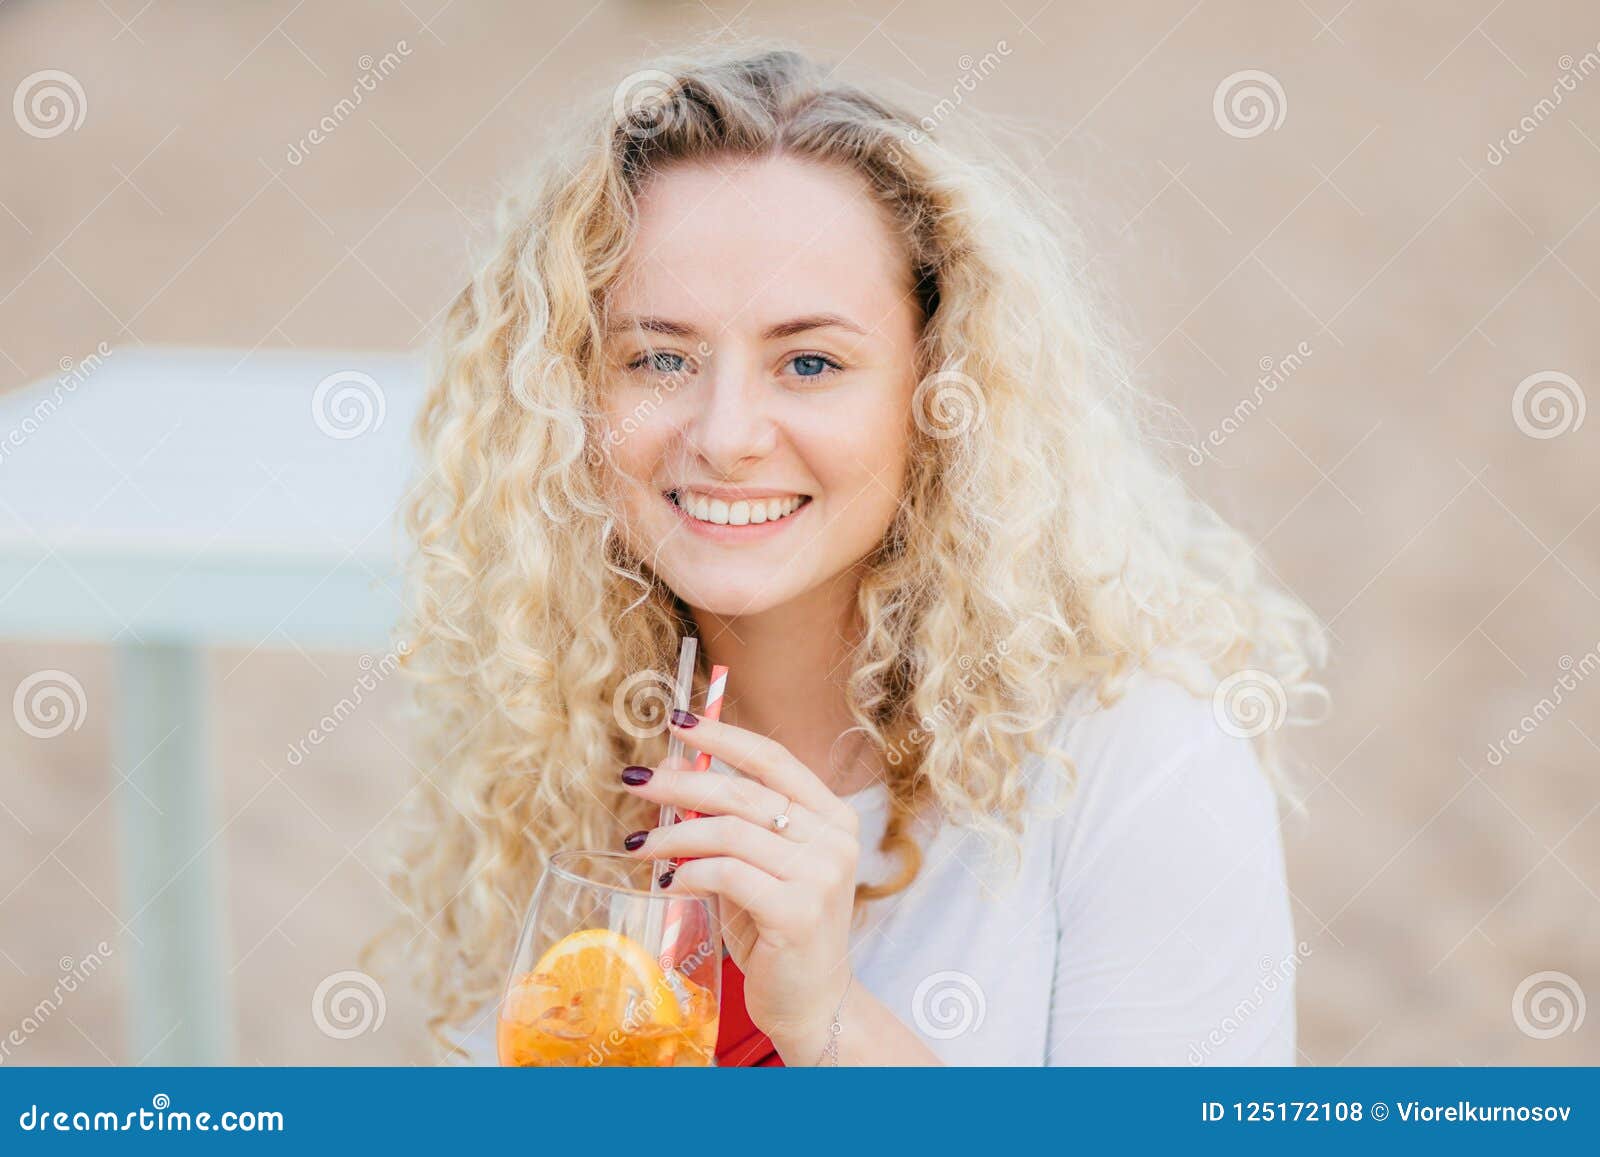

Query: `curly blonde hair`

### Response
(377, 40, 1327, 1048)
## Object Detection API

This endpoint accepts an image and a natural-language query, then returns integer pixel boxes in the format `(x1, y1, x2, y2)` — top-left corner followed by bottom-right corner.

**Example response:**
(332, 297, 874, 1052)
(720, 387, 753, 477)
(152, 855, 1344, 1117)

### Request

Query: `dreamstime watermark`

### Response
(1212, 669, 1289, 739)
(911, 970, 987, 1039)
(1, 941, 114, 1064)
(1213, 70, 1287, 138)
(12, 670, 87, 739)
(579, 936, 718, 1067)
(1511, 370, 1585, 439)
(1511, 970, 1586, 1039)
(13, 69, 86, 138)
(1487, 44, 1600, 166)
(18, 1094, 283, 1133)
(912, 369, 986, 439)
(885, 640, 1011, 766)
(311, 970, 386, 1039)
(1186, 341, 1313, 465)
(0, 341, 112, 465)
(1188, 940, 1311, 1064)
(612, 70, 683, 140)
(613, 669, 675, 740)
(910, 42, 1013, 145)
(286, 41, 413, 165)
(311, 369, 386, 439)
(284, 642, 409, 767)
(1483, 644, 1599, 767)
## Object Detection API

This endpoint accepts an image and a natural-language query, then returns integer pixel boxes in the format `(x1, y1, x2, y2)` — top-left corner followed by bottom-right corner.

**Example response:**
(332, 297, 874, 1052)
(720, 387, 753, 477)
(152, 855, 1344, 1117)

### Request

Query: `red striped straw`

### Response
(681, 665, 727, 823)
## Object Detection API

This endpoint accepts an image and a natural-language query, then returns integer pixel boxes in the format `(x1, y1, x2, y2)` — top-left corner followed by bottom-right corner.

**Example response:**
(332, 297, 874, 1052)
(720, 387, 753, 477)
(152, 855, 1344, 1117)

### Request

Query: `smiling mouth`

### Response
(663, 488, 813, 527)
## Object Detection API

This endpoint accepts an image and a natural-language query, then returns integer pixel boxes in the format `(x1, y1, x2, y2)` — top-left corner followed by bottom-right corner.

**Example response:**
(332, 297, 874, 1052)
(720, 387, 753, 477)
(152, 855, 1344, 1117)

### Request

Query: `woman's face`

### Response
(600, 154, 922, 617)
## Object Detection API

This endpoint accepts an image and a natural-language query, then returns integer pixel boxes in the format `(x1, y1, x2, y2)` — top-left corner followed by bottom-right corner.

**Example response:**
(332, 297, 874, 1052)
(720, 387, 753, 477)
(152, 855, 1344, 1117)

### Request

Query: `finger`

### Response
(628, 815, 812, 880)
(621, 763, 805, 833)
(666, 856, 784, 924)
(667, 712, 846, 819)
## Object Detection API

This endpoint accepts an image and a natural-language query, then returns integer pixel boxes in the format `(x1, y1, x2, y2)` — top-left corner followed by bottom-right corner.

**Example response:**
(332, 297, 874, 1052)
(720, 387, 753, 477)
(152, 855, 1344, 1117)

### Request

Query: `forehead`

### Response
(612, 154, 912, 329)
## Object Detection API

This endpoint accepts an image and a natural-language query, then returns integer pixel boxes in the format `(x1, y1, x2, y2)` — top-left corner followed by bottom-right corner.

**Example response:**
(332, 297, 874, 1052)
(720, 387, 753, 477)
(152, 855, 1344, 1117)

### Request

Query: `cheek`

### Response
(600, 388, 673, 478)
(596, 406, 675, 533)
(805, 397, 911, 517)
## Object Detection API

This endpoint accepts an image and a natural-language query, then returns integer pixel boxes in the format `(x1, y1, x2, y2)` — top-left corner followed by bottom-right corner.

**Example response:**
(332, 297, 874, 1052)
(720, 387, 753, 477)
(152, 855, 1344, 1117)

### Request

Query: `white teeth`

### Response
(672, 490, 806, 527)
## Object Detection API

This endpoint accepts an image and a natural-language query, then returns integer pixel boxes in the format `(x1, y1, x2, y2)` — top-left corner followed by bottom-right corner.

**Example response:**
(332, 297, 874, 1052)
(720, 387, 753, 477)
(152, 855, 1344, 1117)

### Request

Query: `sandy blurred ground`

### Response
(1, 0, 1596, 1064)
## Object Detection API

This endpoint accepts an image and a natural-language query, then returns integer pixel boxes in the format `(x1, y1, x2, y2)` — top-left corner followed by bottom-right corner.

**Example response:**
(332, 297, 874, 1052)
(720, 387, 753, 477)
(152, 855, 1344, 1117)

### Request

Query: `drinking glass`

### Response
(498, 851, 721, 1067)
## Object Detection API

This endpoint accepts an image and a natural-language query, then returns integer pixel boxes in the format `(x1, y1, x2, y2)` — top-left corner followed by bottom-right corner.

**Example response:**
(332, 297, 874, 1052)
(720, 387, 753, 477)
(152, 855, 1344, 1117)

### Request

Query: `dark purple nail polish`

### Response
(657, 868, 675, 888)
(669, 708, 698, 729)
(623, 829, 648, 851)
(621, 765, 653, 785)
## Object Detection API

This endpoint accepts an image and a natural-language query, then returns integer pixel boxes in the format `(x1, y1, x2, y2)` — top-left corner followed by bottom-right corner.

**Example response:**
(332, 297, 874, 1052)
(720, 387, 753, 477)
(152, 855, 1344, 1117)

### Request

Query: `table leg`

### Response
(115, 641, 231, 1064)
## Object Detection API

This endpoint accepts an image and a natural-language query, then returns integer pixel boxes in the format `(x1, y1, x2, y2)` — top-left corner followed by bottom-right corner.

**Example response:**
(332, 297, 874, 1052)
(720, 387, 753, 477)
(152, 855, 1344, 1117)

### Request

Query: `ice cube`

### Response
(537, 992, 600, 1040)
(503, 974, 559, 1024)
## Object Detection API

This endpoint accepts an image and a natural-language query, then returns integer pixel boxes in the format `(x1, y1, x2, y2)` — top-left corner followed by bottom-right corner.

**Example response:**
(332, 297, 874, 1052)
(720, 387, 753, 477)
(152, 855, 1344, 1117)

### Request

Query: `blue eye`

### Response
(787, 354, 839, 378)
(630, 350, 689, 375)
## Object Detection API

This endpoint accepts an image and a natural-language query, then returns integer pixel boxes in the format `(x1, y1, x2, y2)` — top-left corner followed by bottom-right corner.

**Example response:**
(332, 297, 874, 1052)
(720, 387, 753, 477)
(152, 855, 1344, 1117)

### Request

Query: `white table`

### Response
(0, 346, 424, 1063)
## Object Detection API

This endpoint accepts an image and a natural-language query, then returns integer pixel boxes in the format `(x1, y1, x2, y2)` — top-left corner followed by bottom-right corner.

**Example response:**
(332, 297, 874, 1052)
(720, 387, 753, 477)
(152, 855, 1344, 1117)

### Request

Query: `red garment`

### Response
(714, 955, 784, 1067)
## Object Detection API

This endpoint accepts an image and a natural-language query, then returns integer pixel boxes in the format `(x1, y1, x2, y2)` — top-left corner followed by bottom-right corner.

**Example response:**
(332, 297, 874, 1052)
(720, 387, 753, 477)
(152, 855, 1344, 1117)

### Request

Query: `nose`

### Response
(679, 354, 778, 478)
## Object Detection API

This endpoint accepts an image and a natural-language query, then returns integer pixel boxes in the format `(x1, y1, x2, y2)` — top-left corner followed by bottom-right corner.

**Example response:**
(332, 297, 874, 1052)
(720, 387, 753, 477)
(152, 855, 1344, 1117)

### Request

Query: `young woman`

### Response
(383, 43, 1325, 1066)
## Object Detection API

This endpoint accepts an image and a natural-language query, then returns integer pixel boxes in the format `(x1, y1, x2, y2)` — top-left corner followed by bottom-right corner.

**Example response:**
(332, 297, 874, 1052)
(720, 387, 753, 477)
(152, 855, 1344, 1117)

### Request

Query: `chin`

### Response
(661, 572, 804, 617)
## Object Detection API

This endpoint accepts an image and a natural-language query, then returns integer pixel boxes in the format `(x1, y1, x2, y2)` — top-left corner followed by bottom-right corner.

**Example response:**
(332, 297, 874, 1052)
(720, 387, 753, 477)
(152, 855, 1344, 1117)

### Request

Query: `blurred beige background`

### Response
(1, 0, 1596, 1064)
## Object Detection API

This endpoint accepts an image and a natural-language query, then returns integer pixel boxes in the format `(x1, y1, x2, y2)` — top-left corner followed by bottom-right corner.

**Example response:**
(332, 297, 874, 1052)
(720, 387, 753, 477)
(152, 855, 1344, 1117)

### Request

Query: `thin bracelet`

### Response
(816, 972, 853, 1066)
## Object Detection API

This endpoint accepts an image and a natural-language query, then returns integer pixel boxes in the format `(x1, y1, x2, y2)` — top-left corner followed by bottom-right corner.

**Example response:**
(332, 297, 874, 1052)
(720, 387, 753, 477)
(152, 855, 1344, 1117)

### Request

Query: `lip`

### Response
(662, 490, 813, 541)
(667, 485, 811, 502)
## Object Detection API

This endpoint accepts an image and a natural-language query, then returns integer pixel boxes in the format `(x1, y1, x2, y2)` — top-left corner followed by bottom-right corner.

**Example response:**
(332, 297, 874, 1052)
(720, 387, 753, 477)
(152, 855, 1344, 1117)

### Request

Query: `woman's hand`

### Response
(618, 709, 860, 1064)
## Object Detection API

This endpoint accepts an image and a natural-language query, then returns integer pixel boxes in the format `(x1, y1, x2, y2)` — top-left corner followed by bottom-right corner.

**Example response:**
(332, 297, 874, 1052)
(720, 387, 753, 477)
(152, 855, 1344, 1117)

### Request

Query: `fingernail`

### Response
(657, 868, 675, 889)
(669, 708, 698, 728)
(621, 765, 653, 785)
(623, 829, 648, 851)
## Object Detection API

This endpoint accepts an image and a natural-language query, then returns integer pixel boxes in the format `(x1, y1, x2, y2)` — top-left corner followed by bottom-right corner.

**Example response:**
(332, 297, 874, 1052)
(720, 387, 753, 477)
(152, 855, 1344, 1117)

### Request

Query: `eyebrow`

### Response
(604, 313, 869, 341)
(760, 313, 868, 340)
(606, 315, 699, 338)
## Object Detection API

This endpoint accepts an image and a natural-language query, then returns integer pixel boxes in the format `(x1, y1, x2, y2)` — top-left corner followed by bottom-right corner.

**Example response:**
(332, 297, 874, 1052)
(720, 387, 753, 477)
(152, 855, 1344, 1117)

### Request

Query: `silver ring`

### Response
(771, 798, 792, 832)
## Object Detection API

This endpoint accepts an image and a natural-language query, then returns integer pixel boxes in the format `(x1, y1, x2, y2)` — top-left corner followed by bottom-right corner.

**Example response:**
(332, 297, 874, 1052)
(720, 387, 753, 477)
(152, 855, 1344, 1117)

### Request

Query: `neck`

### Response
(688, 571, 879, 797)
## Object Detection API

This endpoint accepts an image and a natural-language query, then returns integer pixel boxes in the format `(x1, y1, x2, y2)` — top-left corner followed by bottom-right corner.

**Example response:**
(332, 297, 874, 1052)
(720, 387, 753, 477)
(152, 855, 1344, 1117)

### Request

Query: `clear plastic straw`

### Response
(657, 635, 698, 834)
(647, 635, 697, 941)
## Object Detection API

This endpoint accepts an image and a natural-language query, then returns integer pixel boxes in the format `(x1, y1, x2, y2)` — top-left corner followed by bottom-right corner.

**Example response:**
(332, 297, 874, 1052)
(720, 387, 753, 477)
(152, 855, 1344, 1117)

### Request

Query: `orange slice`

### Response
(528, 928, 683, 1028)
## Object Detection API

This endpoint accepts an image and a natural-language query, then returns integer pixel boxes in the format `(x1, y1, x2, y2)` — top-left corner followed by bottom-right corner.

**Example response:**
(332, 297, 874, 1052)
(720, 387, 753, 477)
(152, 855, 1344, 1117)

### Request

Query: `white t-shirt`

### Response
(455, 672, 1299, 1066)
